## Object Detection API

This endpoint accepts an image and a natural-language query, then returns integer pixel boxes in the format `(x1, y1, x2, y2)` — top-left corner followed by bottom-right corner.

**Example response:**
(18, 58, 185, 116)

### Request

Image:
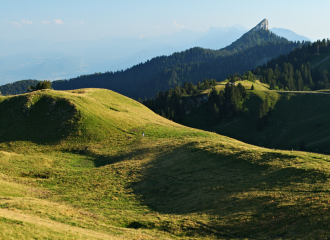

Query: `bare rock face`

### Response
(251, 19, 269, 31)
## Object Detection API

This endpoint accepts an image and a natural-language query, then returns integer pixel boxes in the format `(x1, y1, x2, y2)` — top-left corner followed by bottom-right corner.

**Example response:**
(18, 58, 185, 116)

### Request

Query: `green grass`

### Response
(1, 88, 330, 238)
(202, 80, 269, 95)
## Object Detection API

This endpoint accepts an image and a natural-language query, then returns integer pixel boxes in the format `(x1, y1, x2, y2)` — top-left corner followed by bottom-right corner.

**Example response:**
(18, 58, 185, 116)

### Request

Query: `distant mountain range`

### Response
(270, 28, 310, 42)
(0, 22, 311, 86)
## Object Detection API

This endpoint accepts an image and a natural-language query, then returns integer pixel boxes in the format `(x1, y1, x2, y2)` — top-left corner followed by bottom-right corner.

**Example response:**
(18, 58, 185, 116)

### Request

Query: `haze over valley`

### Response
(0, 24, 310, 85)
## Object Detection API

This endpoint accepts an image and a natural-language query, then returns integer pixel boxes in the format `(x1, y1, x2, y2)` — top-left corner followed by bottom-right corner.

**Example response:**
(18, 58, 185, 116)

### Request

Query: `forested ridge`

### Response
(255, 39, 330, 91)
(0, 79, 39, 95)
(143, 79, 249, 125)
(0, 30, 302, 97)
(49, 30, 299, 99)
(146, 40, 300, 92)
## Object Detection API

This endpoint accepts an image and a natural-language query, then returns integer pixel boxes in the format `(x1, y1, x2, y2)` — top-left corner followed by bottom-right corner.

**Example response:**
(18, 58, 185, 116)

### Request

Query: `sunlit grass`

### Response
(0, 88, 330, 238)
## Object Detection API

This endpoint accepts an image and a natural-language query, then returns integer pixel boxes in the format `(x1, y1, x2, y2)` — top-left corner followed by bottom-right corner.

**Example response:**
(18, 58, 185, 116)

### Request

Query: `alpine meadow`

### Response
(2, 4, 330, 239)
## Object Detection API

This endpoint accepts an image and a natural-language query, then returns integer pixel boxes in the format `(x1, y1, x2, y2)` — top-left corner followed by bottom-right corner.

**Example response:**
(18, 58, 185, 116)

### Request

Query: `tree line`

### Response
(142, 79, 216, 121)
(255, 39, 330, 91)
(0, 80, 39, 96)
(143, 79, 249, 125)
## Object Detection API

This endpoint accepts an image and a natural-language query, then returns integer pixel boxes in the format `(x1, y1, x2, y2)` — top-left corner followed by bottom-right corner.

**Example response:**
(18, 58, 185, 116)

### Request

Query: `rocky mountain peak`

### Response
(251, 19, 269, 31)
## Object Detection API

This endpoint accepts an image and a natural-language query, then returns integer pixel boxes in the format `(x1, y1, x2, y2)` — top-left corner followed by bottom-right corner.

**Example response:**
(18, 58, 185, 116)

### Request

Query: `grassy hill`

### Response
(1, 88, 330, 238)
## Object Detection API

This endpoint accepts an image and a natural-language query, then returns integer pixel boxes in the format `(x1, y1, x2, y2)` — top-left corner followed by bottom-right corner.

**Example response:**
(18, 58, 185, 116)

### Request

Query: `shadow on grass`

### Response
(90, 142, 150, 167)
(127, 142, 330, 237)
(26, 139, 330, 238)
(0, 94, 78, 145)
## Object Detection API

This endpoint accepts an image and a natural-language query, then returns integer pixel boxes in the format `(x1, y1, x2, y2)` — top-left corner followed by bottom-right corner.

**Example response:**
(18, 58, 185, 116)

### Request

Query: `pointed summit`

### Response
(224, 18, 287, 52)
(251, 19, 269, 31)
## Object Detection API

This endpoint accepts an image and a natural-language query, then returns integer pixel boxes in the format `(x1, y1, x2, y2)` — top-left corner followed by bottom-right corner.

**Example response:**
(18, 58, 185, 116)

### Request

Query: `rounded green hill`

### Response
(0, 88, 330, 239)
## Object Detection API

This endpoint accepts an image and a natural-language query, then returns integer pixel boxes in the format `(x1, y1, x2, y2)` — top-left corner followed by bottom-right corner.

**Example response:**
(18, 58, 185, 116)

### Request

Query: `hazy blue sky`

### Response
(1, 0, 329, 42)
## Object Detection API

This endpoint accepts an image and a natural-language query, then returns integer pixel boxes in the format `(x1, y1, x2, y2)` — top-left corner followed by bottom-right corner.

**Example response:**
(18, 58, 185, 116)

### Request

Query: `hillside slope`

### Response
(216, 90, 330, 152)
(179, 80, 330, 154)
(1, 89, 330, 238)
(255, 39, 330, 91)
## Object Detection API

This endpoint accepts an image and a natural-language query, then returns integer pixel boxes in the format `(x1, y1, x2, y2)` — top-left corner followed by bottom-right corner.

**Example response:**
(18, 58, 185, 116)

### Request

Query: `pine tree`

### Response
(161, 110, 166, 118)
(295, 70, 304, 91)
(322, 70, 330, 89)
(212, 103, 220, 123)
(208, 87, 219, 105)
(197, 82, 202, 90)
(270, 79, 276, 90)
(167, 107, 171, 119)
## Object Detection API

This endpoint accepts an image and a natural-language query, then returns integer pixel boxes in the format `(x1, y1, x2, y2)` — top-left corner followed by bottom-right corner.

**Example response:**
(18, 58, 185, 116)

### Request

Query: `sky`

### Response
(1, 0, 329, 42)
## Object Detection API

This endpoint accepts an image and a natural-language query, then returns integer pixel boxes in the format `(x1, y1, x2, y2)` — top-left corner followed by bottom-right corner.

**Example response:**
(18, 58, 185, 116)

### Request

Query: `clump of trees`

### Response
(226, 71, 256, 84)
(28, 80, 52, 91)
(257, 96, 273, 130)
(143, 80, 249, 125)
(257, 63, 314, 91)
(143, 79, 216, 121)
(208, 82, 249, 124)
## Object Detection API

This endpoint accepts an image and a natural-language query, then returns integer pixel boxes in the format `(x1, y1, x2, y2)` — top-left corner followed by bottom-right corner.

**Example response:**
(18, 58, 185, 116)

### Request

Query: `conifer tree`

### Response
(212, 103, 220, 123)
(171, 109, 175, 120)
(161, 110, 166, 118)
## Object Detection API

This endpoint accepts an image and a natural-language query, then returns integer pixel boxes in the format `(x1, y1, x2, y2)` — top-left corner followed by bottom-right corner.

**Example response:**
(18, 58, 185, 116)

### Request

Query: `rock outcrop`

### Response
(251, 19, 269, 31)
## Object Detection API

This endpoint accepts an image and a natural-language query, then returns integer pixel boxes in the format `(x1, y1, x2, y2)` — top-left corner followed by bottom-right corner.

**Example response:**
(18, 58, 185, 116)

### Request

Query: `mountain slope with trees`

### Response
(0, 79, 39, 95)
(162, 77, 330, 155)
(50, 20, 300, 99)
(255, 39, 330, 91)
(0, 20, 304, 97)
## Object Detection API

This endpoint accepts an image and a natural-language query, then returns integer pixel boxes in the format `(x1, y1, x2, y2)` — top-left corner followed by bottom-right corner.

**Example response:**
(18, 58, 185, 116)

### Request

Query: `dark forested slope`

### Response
(51, 20, 299, 99)
(0, 20, 303, 98)
(0, 79, 39, 95)
(255, 39, 330, 91)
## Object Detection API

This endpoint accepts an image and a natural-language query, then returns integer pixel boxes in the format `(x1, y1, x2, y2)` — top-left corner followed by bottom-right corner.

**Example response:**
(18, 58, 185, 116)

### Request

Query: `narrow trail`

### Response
(311, 55, 330, 69)
(275, 90, 330, 94)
